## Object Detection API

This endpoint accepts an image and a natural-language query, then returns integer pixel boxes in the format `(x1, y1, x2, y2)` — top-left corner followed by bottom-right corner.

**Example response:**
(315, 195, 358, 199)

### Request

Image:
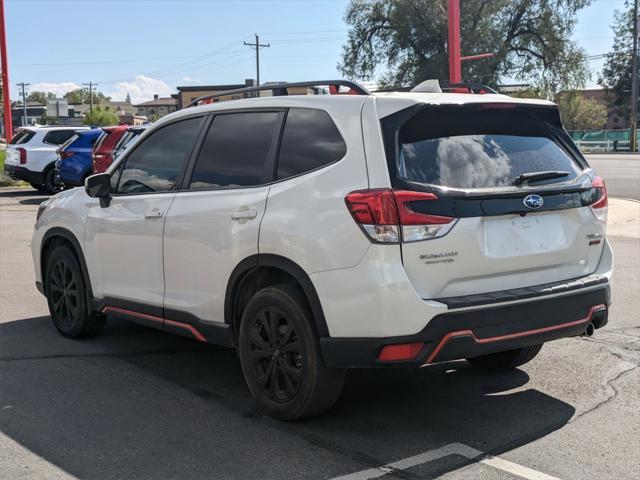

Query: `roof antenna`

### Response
(411, 79, 442, 93)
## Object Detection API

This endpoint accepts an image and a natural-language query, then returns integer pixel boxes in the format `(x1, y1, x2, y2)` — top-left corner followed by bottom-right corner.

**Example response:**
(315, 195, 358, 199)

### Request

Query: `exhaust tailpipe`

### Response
(581, 322, 595, 337)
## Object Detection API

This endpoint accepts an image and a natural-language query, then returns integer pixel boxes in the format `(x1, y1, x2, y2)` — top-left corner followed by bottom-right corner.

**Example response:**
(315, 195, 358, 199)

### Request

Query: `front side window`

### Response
(276, 108, 346, 180)
(189, 112, 282, 189)
(397, 107, 583, 189)
(117, 117, 203, 194)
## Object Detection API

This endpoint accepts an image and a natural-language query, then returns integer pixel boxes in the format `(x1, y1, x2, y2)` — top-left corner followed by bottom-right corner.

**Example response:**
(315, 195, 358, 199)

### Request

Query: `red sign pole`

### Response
(448, 0, 462, 83)
(0, 0, 12, 142)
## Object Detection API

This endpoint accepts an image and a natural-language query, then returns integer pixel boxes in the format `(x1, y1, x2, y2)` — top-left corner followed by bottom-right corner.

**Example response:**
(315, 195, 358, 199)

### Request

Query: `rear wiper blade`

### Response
(512, 170, 570, 186)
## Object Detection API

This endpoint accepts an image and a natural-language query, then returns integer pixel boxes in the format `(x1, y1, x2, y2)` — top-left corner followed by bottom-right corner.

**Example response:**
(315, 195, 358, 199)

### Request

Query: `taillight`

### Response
(345, 189, 456, 243)
(590, 176, 608, 223)
(18, 147, 27, 164)
(60, 150, 75, 159)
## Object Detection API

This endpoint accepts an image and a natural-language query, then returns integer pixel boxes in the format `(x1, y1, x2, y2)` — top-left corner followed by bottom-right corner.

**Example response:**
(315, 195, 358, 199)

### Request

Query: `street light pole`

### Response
(17, 82, 29, 126)
(631, 0, 638, 152)
(447, 0, 462, 83)
(0, 0, 12, 141)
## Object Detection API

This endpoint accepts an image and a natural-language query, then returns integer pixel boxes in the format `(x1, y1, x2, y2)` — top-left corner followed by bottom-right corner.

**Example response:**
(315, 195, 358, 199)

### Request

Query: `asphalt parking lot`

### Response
(1, 155, 638, 480)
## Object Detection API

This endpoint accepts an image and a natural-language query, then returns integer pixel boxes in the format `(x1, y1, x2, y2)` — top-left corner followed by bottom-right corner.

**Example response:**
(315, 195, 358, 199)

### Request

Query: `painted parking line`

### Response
(330, 442, 560, 480)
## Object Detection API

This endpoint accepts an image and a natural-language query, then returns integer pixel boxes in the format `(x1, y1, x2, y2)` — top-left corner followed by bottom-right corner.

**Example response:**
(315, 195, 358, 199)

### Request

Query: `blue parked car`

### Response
(55, 128, 103, 187)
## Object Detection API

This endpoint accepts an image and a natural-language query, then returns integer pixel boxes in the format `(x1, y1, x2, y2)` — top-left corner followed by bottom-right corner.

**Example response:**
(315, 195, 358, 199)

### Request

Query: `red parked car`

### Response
(92, 125, 129, 174)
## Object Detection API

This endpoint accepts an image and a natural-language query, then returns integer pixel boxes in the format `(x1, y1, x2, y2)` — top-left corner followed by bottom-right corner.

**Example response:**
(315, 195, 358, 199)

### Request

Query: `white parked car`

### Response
(31, 80, 612, 420)
(4, 126, 89, 194)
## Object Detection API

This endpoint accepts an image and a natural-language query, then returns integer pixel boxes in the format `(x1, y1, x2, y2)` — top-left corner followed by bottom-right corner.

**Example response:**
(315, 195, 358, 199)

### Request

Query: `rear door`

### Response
(381, 103, 607, 299)
(163, 110, 284, 324)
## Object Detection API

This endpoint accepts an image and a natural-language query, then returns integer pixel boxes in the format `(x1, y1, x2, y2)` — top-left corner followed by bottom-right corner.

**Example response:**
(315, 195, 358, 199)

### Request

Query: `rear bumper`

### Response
(3, 165, 44, 185)
(321, 284, 610, 368)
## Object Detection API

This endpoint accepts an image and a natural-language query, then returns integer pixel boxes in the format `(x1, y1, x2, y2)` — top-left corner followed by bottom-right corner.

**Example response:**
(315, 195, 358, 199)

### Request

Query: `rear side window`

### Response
(189, 112, 282, 189)
(397, 107, 583, 189)
(276, 108, 346, 180)
(43, 130, 76, 146)
(117, 117, 203, 194)
(9, 130, 35, 145)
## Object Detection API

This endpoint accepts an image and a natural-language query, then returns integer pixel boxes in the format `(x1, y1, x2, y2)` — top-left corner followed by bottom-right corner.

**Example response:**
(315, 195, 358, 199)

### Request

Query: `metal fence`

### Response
(568, 129, 639, 153)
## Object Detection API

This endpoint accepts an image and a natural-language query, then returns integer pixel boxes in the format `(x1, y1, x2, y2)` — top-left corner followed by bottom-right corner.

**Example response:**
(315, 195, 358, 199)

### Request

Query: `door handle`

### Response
(231, 208, 258, 221)
(145, 207, 164, 219)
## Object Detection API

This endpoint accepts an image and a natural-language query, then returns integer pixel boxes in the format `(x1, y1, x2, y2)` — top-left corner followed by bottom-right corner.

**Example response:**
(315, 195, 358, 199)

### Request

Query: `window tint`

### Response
(43, 130, 76, 145)
(398, 107, 582, 189)
(189, 112, 282, 189)
(276, 108, 346, 180)
(9, 130, 35, 145)
(117, 117, 203, 194)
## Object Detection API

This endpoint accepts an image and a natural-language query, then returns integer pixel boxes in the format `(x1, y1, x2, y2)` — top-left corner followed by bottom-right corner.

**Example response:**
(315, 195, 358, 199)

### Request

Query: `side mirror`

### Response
(85, 173, 112, 207)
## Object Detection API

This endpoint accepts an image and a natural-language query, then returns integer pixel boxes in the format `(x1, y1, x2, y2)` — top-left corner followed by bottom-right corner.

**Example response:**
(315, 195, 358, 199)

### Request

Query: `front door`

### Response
(84, 116, 206, 310)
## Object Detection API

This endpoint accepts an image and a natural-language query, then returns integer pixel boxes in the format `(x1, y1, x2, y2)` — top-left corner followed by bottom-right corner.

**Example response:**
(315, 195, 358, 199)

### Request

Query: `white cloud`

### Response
(181, 76, 202, 83)
(29, 82, 82, 97)
(106, 75, 174, 104)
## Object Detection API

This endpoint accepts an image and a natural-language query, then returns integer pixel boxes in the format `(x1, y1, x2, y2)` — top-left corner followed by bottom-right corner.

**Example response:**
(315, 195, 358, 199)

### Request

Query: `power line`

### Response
(244, 34, 270, 86)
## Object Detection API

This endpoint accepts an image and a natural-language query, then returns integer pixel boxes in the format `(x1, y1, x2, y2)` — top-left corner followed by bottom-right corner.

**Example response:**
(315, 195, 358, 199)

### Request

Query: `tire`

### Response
(42, 168, 62, 195)
(467, 344, 543, 371)
(29, 182, 45, 192)
(238, 284, 346, 420)
(44, 245, 105, 338)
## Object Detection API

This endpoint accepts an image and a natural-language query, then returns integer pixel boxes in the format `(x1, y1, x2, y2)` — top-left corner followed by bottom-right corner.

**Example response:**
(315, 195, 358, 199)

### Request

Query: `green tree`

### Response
(26, 91, 56, 104)
(599, 6, 634, 123)
(555, 91, 608, 130)
(64, 88, 111, 105)
(83, 106, 119, 126)
(340, 0, 592, 97)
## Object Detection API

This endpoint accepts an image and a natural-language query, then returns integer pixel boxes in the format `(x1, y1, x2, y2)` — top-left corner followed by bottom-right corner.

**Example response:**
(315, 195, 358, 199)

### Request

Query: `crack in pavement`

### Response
(568, 363, 638, 424)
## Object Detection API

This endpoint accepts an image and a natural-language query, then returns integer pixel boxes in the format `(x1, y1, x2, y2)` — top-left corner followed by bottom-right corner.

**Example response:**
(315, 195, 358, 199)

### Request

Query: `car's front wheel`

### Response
(44, 245, 105, 338)
(466, 344, 543, 371)
(238, 284, 346, 420)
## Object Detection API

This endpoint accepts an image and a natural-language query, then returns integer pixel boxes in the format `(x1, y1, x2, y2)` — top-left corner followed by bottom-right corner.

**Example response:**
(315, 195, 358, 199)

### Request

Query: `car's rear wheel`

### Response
(466, 344, 543, 371)
(238, 284, 346, 420)
(44, 245, 105, 338)
(29, 182, 45, 192)
(43, 168, 62, 195)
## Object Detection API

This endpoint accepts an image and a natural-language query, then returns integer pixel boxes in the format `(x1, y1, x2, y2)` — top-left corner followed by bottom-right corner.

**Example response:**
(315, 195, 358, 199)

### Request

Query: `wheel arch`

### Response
(41, 227, 94, 299)
(225, 254, 330, 341)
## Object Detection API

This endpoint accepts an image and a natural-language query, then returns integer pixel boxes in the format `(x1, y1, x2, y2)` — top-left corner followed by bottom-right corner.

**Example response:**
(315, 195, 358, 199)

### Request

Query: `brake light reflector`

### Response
(345, 189, 456, 243)
(378, 342, 425, 362)
(18, 147, 27, 164)
(590, 176, 608, 223)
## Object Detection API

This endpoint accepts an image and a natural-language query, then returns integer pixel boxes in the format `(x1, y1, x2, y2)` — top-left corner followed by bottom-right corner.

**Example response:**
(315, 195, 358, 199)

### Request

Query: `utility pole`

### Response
(0, 0, 12, 141)
(631, 0, 638, 152)
(82, 82, 97, 113)
(244, 34, 270, 87)
(17, 82, 29, 127)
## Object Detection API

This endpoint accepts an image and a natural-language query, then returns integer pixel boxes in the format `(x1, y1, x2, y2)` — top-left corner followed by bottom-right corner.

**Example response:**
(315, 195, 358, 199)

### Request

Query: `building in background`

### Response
(135, 95, 177, 120)
(577, 89, 626, 130)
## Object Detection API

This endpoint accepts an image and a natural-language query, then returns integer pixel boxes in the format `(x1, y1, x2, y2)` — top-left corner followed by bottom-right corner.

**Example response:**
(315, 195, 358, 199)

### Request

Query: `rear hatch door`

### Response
(384, 103, 606, 300)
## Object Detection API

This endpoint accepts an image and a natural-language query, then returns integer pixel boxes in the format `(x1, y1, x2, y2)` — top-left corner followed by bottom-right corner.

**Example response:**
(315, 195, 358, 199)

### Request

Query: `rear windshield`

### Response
(397, 106, 583, 189)
(9, 130, 35, 145)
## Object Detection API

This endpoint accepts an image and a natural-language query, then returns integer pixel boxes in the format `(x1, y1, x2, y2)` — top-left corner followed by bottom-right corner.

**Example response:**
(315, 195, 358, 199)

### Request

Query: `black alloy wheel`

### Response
(238, 284, 346, 420)
(48, 256, 82, 330)
(45, 245, 105, 338)
(248, 306, 304, 402)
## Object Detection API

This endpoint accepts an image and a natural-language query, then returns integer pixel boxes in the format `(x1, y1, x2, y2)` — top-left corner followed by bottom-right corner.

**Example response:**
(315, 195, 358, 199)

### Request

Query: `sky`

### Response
(4, 0, 628, 104)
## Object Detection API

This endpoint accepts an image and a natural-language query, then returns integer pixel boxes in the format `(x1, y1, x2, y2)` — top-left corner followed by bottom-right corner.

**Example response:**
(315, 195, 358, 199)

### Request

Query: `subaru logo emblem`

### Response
(523, 194, 544, 209)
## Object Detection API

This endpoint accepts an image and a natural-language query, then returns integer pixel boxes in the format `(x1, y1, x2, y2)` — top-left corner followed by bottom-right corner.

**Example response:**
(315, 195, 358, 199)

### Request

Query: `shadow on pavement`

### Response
(0, 188, 42, 198)
(0, 315, 576, 479)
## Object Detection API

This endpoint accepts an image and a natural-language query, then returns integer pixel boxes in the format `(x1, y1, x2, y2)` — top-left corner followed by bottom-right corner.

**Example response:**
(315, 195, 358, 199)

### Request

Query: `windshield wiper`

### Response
(512, 170, 570, 187)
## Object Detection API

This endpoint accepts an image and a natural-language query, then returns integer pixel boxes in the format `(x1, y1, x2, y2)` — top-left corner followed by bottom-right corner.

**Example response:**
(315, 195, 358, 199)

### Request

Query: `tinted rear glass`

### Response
(9, 130, 35, 145)
(398, 107, 582, 189)
(43, 130, 77, 146)
(276, 108, 346, 180)
(189, 112, 282, 189)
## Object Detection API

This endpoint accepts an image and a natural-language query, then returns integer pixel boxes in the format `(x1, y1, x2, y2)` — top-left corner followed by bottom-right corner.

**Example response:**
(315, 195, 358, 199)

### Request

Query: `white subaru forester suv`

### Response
(32, 80, 612, 420)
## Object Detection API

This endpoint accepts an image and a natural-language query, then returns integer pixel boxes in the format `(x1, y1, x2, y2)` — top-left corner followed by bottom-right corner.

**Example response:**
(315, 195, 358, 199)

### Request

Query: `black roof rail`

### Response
(374, 81, 498, 95)
(187, 80, 370, 107)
